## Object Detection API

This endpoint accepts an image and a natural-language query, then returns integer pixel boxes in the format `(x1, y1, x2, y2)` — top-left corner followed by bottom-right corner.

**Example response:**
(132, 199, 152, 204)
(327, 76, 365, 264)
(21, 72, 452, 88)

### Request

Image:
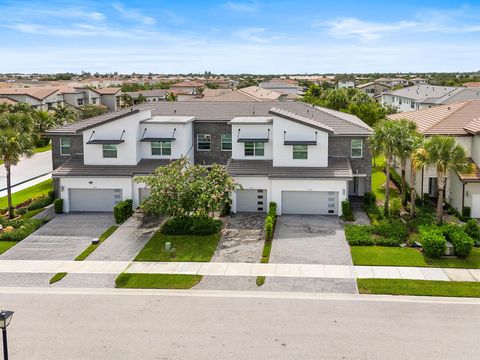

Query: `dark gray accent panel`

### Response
(50, 135, 84, 170)
(328, 136, 372, 192)
(193, 121, 231, 165)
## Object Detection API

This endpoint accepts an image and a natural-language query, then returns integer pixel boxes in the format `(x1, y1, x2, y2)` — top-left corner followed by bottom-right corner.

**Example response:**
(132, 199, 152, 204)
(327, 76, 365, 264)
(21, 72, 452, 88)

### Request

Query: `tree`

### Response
(53, 105, 77, 124)
(136, 158, 239, 217)
(0, 112, 35, 218)
(410, 139, 425, 219)
(136, 94, 147, 104)
(166, 92, 178, 102)
(392, 119, 419, 206)
(32, 110, 55, 146)
(415, 136, 472, 224)
(119, 94, 133, 108)
(369, 120, 399, 216)
(205, 82, 219, 89)
(79, 104, 108, 119)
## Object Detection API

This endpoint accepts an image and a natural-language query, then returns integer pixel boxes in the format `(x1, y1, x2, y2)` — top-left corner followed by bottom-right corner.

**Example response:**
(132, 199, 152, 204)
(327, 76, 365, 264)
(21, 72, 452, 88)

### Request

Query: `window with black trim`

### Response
(221, 133, 232, 151)
(102, 144, 118, 158)
(351, 139, 363, 158)
(197, 134, 211, 151)
(244, 142, 264, 156)
(151, 141, 171, 156)
(60, 137, 71, 156)
(293, 144, 308, 159)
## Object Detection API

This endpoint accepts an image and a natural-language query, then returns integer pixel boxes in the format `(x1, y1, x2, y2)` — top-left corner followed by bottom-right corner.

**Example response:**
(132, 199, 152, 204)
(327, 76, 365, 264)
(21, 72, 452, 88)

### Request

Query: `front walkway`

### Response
(0, 260, 479, 282)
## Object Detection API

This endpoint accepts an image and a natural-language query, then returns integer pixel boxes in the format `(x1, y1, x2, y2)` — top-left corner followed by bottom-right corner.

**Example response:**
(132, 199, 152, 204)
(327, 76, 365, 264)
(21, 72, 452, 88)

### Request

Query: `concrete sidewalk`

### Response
(0, 260, 479, 282)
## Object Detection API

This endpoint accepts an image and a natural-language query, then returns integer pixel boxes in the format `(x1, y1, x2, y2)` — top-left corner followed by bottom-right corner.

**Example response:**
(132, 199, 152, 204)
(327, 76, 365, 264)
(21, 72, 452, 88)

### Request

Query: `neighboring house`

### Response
(0, 88, 60, 110)
(197, 86, 287, 102)
(170, 80, 205, 95)
(464, 82, 480, 88)
(58, 86, 102, 108)
(336, 80, 355, 89)
(46, 101, 372, 215)
(388, 100, 480, 217)
(259, 80, 300, 98)
(95, 87, 122, 111)
(409, 77, 428, 85)
(375, 77, 409, 87)
(382, 84, 480, 112)
(356, 82, 391, 99)
(237, 86, 287, 101)
(0, 97, 18, 105)
(123, 90, 167, 104)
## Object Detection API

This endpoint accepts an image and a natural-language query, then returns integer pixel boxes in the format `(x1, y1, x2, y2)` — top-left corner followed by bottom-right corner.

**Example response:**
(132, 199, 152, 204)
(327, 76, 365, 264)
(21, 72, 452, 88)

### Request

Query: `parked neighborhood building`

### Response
(0, 87, 60, 110)
(356, 81, 391, 100)
(382, 84, 480, 112)
(388, 100, 480, 217)
(46, 101, 372, 215)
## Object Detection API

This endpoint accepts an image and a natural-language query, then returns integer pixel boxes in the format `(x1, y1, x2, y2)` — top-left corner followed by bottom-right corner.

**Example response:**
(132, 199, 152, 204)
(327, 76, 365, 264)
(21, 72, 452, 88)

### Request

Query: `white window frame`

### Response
(351, 139, 363, 158)
(197, 134, 211, 151)
(151, 141, 171, 156)
(60, 137, 71, 156)
(102, 144, 118, 158)
(244, 142, 264, 157)
(221, 133, 232, 151)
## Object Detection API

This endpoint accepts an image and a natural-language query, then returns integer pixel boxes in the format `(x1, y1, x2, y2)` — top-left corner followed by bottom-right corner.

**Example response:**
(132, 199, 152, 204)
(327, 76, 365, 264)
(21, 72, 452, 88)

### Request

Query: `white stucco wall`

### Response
(471, 135, 480, 165)
(272, 116, 328, 167)
(139, 122, 193, 161)
(59, 177, 133, 213)
(82, 109, 151, 165)
(231, 124, 273, 160)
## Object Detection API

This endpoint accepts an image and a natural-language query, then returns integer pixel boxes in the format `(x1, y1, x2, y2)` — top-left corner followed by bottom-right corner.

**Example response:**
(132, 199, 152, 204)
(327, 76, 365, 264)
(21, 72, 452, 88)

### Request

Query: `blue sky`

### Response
(1, 0, 480, 73)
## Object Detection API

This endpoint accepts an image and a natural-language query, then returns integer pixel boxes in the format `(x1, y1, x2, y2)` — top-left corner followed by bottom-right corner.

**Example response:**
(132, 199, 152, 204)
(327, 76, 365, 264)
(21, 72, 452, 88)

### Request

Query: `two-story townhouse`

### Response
(382, 84, 480, 112)
(388, 100, 480, 217)
(356, 82, 391, 100)
(58, 87, 102, 108)
(95, 87, 122, 111)
(0, 88, 60, 110)
(46, 101, 372, 216)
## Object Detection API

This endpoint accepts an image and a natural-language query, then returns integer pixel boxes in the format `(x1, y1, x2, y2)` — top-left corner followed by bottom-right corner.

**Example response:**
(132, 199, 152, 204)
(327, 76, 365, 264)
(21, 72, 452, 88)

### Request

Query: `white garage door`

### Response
(471, 194, 480, 218)
(69, 189, 122, 212)
(236, 189, 267, 212)
(281, 191, 338, 215)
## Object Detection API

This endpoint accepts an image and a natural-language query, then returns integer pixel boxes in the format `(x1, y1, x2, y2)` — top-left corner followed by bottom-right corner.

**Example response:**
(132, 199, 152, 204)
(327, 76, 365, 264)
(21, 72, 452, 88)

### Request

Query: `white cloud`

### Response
(223, 1, 258, 12)
(234, 27, 269, 43)
(112, 2, 156, 25)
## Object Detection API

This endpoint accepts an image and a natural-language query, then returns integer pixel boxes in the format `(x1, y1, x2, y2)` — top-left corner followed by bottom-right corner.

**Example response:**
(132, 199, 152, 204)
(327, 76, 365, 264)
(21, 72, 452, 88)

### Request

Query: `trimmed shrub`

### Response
(442, 224, 474, 258)
(374, 218, 408, 243)
(0, 218, 43, 242)
(345, 225, 375, 246)
(375, 237, 402, 247)
(16, 207, 27, 216)
(408, 206, 436, 232)
(113, 199, 133, 224)
(265, 216, 274, 240)
(341, 200, 354, 221)
(161, 215, 222, 235)
(268, 202, 277, 217)
(364, 192, 376, 206)
(27, 195, 53, 211)
(462, 207, 471, 218)
(419, 226, 446, 258)
(464, 219, 480, 246)
(390, 198, 401, 217)
(364, 203, 384, 225)
(54, 199, 63, 214)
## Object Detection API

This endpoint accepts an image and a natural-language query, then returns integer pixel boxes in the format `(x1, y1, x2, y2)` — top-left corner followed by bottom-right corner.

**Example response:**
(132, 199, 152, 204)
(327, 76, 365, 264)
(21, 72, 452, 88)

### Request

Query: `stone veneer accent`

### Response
(193, 121, 232, 165)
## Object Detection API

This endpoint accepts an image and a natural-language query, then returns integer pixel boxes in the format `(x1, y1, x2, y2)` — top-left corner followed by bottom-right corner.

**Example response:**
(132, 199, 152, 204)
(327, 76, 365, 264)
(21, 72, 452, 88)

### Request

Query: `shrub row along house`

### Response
(45, 101, 372, 215)
(388, 100, 480, 217)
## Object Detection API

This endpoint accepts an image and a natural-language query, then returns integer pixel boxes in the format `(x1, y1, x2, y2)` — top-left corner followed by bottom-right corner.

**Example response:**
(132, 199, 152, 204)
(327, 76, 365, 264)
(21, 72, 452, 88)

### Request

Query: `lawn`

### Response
(115, 273, 202, 289)
(358, 279, 480, 297)
(0, 241, 17, 255)
(33, 143, 52, 154)
(0, 179, 53, 208)
(134, 232, 221, 262)
(75, 225, 119, 261)
(351, 246, 480, 268)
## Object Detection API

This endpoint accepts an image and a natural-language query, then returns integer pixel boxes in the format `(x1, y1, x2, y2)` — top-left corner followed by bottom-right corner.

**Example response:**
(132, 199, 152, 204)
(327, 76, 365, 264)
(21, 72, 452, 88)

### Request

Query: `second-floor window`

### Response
(103, 144, 117, 158)
(245, 142, 264, 156)
(77, 99, 84, 106)
(60, 137, 70, 156)
(351, 139, 363, 158)
(221, 134, 232, 151)
(151, 141, 171, 156)
(197, 134, 211, 151)
(292, 145, 308, 159)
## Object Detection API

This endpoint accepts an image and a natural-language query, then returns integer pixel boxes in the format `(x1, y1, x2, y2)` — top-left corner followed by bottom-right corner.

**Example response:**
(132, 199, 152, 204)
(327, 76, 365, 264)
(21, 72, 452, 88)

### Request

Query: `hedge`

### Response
(345, 219, 408, 247)
(0, 218, 44, 242)
(54, 198, 63, 214)
(113, 199, 133, 224)
(341, 200, 354, 221)
(345, 225, 375, 246)
(374, 218, 408, 243)
(161, 215, 222, 235)
(364, 192, 376, 206)
(419, 226, 446, 258)
(464, 219, 480, 246)
(442, 224, 474, 258)
(265, 202, 277, 240)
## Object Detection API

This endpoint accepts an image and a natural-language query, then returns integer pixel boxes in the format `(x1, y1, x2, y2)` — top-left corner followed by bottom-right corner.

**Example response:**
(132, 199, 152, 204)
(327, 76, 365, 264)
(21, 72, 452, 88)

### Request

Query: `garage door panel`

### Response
(282, 191, 337, 215)
(236, 189, 266, 212)
(69, 189, 122, 212)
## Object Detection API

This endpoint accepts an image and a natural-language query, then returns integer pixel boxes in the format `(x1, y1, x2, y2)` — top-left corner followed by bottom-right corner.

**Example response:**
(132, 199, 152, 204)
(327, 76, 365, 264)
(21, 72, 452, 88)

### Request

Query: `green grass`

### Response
(134, 232, 221, 262)
(49, 272, 67, 284)
(33, 143, 52, 154)
(22, 207, 45, 219)
(351, 246, 480, 268)
(0, 179, 53, 208)
(358, 279, 480, 297)
(257, 235, 273, 286)
(75, 225, 119, 261)
(0, 241, 17, 255)
(115, 273, 202, 289)
(371, 170, 400, 202)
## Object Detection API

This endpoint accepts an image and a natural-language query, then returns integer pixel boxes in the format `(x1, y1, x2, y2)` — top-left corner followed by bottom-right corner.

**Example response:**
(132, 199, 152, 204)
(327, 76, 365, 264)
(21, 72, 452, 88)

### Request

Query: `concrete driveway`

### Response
(265, 215, 357, 294)
(0, 213, 115, 260)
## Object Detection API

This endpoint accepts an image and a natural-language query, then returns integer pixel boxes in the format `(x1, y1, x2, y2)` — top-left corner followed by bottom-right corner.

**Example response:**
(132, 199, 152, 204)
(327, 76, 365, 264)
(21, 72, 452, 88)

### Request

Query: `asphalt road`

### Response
(0, 150, 52, 197)
(1, 288, 479, 359)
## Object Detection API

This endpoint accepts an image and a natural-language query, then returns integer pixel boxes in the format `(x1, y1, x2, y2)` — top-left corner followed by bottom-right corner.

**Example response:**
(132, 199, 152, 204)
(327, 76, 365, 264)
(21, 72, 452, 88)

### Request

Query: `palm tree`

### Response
(53, 105, 77, 124)
(136, 94, 147, 104)
(0, 112, 35, 218)
(392, 119, 418, 206)
(369, 120, 399, 216)
(166, 92, 178, 102)
(120, 94, 133, 108)
(409, 136, 425, 218)
(415, 136, 472, 224)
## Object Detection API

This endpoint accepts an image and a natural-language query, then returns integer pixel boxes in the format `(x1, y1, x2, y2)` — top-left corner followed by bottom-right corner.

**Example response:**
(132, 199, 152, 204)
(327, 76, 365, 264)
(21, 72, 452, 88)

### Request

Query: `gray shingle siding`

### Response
(329, 136, 372, 192)
(193, 121, 232, 165)
(50, 135, 84, 170)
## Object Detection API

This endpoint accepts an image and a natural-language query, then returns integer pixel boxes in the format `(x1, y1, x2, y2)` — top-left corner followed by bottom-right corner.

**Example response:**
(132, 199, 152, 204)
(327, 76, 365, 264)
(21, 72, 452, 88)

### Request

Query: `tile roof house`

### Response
(0, 88, 60, 110)
(388, 100, 480, 217)
(46, 101, 372, 215)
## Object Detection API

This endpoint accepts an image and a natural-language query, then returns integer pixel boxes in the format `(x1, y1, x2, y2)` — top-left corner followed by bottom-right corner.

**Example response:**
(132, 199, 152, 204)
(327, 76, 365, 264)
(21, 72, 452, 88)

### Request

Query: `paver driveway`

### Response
(265, 215, 357, 294)
(0, 213, 115, 260)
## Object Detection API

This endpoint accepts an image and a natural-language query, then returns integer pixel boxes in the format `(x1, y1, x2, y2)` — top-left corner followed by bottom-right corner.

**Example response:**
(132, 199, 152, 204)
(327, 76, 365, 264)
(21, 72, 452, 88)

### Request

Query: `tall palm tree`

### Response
(393, 119, 419, 206)
(409, 136, 425, 218)
(53, 105, 77, 124)
(415, 136, 472, 224)
(369, 120, 399, 216)
(0, 112, 35, 218)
